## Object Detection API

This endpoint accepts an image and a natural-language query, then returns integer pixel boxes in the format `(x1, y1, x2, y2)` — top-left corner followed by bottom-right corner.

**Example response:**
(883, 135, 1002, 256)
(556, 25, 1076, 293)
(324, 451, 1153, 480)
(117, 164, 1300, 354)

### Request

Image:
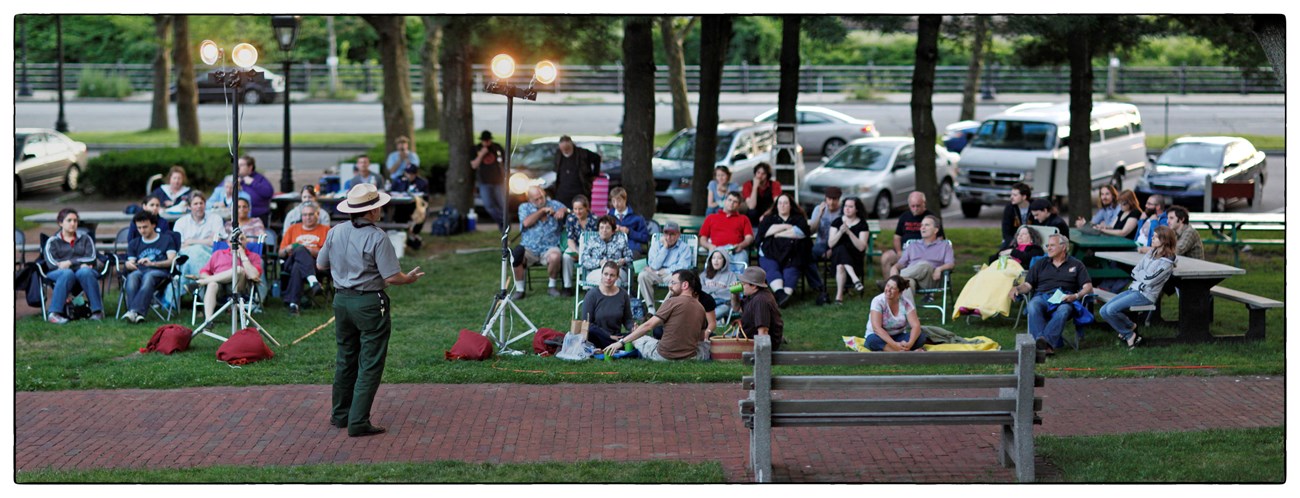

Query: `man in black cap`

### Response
(470, 130, 507, 228)
(1029, 198, 1070, 238)
(553, 135, 601, 209)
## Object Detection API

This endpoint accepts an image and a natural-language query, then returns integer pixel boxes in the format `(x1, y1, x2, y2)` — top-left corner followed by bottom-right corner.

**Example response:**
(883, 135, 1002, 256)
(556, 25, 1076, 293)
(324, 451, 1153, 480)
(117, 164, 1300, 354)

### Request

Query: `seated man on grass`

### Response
(279, 202, 330, 316)
(511, 186, 569, 299)
(699, 191, 755, 266)
(602, 269, 709, 361)
(635, 221, 694, 313)
(889, 215, 954, 303)
(122, 211, 178, 324)
(1010, 233, 1093, 355)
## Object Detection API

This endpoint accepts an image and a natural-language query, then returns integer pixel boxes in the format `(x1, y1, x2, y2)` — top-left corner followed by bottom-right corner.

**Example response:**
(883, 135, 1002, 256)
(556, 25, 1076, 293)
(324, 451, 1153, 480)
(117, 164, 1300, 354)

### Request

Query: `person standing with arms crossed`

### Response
(317, 184, 426, 437)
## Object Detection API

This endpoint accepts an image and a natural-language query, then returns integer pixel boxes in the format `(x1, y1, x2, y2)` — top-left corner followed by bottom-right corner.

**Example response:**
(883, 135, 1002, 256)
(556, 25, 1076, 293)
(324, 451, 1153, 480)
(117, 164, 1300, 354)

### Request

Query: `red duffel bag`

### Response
(140, 324, 193, 355)
(445, 329, 494, 361)
(216, 327, 275, 365)
(532, 327, 565, 356)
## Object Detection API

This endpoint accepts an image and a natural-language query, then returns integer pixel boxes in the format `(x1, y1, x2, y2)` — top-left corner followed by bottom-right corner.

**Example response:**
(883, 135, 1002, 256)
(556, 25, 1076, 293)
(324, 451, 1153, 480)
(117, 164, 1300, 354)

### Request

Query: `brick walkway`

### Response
(15, 376, 1283, 483)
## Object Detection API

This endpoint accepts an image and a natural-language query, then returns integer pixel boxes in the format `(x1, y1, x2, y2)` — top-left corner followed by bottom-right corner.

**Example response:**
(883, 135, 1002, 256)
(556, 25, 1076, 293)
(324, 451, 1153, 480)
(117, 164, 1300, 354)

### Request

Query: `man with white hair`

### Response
(1010, 233, 1093, 355)
(511, 186, 569, 299)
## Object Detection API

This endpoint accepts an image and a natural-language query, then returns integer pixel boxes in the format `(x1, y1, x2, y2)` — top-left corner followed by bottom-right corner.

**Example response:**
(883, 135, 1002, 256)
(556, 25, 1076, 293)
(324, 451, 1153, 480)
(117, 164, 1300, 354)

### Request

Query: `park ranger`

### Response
(317, 183, 425, 437)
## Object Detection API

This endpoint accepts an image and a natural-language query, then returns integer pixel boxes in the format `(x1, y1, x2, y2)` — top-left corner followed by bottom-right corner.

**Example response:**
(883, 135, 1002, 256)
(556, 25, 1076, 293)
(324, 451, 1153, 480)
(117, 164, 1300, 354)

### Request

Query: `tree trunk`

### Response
(149, 15, 172, 131)
(959, 15, 987, 121)
(692, 15, 732, 216)
(622, 17, 657, 218)
(1066, 26, 1095, 217)
(362, 15, 416, 185)
(1251, 15, 1285, 87)
(911, 15, 942, 215)
(658, 16, 696, 132)
(776, 15, 800, 125)
(420, 16, 442, 132)
(327, 16, 340, 94)
(440, 17, 475, 214)
(172, 15, 199, 146)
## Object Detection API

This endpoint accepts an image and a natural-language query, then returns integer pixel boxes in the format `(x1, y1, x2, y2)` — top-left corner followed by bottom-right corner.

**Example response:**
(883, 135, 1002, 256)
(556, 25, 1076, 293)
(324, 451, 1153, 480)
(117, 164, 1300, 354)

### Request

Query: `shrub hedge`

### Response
(83, 147, 236, 197)
(75, 68, 134, 99)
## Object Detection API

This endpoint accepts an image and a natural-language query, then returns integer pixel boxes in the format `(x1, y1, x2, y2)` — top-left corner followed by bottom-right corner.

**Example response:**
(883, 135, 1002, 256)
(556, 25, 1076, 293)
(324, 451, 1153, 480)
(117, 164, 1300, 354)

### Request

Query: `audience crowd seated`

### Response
(122, 211, 178, 324)
(42, 209, 105, 324)
(700, 191, 755, 266)
(866, 275, 925, 351)
(1010, 233, 1094, 355)
(705, 166, 739, 216)
(1099, 226, 1178, 349)
(581, 261, 635, 350)
(1090, 190, 1141, 239)
(231, 155, 275, 227)
(756, 193, 810, 308)
(511, 186, 569, 299)
(344, 155, 383, 191)
(151, 165, 192, 209)
(279, 202, 330, 316)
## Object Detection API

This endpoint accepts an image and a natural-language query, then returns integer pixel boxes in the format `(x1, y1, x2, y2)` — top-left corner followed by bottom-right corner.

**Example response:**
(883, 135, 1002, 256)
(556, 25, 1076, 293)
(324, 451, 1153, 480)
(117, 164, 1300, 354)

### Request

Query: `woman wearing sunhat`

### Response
(738, 266, 785, 350)
(317, 183, 426, 437)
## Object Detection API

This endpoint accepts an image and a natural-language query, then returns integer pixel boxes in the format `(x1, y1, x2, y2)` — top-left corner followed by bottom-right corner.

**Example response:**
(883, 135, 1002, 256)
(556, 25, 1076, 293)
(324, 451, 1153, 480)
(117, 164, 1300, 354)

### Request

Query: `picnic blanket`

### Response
(952, 259, 1024, 320)
(842, 326, 1000, 352)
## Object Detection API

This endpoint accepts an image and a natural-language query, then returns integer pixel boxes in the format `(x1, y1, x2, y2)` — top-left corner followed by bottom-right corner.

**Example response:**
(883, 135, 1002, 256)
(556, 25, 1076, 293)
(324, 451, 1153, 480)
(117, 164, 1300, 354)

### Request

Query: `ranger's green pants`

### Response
(330, 290, 391, 434)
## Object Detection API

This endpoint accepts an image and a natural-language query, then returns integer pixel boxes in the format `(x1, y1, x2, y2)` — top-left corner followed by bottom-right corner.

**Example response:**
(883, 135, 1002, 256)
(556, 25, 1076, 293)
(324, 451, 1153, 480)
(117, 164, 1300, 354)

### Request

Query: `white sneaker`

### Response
(122, 311, 137, 322)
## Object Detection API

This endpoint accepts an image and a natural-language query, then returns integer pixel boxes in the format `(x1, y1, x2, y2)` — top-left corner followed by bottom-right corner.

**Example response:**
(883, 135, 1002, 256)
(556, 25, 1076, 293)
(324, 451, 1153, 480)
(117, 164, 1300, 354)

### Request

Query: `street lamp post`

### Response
(55, 15, 68, 132)
(272, 15, 302, 194)
(479, 54, 558, 354)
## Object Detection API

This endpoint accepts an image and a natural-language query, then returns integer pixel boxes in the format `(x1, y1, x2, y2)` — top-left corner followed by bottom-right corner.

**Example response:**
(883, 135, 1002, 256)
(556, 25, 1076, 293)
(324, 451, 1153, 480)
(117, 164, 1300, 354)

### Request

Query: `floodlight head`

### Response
(199, 40, 221, 65)
(491, 54, 515, 79)
(232, 43, 259, 68)
(533, 60, 558, 85)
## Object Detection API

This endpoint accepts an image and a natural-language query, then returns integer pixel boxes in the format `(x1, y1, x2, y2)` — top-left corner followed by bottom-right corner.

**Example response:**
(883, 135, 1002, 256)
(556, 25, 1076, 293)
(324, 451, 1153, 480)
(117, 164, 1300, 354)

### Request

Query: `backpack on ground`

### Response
(429, 206, 463, 236)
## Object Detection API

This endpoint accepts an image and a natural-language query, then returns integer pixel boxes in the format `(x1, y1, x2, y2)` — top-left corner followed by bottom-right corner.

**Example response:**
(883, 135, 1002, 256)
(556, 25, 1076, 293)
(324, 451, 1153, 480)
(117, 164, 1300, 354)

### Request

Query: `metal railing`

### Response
(15, 62, 1283, 95)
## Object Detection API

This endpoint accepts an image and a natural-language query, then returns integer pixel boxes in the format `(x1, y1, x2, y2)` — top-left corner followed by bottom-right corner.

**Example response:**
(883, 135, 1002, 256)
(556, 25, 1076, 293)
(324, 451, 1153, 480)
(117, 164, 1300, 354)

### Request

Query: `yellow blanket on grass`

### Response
(951, 259, 1025, 321)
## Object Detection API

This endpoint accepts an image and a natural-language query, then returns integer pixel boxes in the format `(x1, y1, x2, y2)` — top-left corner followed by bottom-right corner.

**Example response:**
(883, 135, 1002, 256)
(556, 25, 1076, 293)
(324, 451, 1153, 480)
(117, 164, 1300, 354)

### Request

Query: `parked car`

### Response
(170, 65, 286, 105)
(504, 135, 623, 204)
(653, 122, 805, 213)
(753, 105, 878, 157)
(942, 120, 981, 152)
(800, 137, 959, 220)
(15, 128, 88, 196)
(1136, 136, 1267, 209)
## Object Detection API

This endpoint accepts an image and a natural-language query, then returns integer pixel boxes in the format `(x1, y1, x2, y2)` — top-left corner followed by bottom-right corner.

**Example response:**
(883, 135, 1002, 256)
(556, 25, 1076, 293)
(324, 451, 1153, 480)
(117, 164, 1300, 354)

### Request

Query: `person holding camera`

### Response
(469, 130, 506, 228)
(193, 228, 262, 324)
(510, 186, 569, 299)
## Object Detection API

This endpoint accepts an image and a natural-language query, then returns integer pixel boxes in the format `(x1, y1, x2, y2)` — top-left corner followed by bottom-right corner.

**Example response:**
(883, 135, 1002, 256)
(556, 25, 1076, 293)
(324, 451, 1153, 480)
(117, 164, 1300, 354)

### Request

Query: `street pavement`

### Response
(13, 376, 1284, 482)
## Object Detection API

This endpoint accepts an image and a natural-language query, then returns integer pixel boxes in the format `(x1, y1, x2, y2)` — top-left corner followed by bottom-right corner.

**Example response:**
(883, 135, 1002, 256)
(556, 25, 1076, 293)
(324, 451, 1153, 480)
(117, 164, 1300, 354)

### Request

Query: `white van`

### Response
(955, 102, 1147, 218)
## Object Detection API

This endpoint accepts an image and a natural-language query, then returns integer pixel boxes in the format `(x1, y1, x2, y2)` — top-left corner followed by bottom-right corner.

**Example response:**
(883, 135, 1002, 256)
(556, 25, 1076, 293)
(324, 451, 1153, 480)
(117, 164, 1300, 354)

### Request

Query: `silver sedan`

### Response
(754, 105, 879, 157)
(15, 128, 88, 196)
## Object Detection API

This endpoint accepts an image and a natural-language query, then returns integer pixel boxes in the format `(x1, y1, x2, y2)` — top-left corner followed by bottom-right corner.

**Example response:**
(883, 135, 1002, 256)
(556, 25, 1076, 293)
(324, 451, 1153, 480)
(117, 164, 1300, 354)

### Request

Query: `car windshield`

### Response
(15, 133, 29, 161)
(1157, 143, 1224, 169)
(512, 143, 558, 172)
(824, 144, 894, 171)
(659, 132, 734, 161)
(970, 120, 1058, 150)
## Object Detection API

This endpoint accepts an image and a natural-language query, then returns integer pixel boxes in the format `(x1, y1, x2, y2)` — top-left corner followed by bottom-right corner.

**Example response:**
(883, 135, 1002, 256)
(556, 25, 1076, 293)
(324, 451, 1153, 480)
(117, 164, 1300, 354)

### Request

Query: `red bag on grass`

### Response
(532, 327, 565, 356)
(445, 329, 494, 361)
(216, 327, 275, 366)
(140, 324, 193, 355)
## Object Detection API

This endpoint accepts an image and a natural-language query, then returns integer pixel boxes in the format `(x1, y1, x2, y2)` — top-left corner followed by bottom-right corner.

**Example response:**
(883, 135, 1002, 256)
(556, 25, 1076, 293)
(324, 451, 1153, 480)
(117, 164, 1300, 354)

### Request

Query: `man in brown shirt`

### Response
(738, 266, 785, 350)
(603, 269, 708, 361)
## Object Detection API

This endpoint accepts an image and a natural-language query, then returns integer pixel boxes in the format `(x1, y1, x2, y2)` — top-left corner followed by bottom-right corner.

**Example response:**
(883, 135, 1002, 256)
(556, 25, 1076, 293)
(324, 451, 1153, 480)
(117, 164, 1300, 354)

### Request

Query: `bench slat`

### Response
(740, 397, 1042, 415)
(1210, 286, 1283, 308)
(742, 350, 1045, 366)
(741, 374, 1045, 391)
(1093, 289, 1156, 311)
(757, 414, 1042, 428)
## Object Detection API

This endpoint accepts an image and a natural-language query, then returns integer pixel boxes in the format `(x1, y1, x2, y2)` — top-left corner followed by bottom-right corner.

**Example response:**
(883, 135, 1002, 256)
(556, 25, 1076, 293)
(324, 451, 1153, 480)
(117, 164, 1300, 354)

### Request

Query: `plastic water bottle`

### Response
(467, 209, 478, 232)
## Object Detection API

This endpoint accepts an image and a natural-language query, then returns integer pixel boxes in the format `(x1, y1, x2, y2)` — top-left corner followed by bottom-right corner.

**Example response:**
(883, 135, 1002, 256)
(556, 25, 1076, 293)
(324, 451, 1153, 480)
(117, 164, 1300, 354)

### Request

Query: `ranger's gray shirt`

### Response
(316, 221, 400, 291)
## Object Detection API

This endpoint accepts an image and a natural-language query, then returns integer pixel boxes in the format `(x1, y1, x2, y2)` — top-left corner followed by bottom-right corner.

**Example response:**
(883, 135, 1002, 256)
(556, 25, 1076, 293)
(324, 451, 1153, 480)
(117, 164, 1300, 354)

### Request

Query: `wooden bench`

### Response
(739, 334, 1045, 483)
(1210, 286, 1282, 340)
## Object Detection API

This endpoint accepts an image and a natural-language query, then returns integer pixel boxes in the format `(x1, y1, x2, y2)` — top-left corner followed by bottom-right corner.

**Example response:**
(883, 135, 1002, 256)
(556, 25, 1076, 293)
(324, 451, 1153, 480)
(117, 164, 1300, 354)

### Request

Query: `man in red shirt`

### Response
(700, 191, 754, 266)
(279, 202, 331, 315)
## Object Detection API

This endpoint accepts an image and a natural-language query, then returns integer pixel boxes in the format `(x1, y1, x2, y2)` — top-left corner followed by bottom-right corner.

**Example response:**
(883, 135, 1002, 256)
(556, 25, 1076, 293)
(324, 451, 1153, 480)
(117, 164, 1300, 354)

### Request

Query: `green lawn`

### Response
(1039, 426, 1284, 483)
(16, 459, 723, 484)
(14, 227, 1285, 391)
(15, 207, 46, 231)
(1147, 134, 1284, 150)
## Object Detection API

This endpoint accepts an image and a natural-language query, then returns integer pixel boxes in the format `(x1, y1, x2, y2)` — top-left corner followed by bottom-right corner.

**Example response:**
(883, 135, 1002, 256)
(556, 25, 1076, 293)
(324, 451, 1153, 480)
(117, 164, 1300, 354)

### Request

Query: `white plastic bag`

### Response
(555, 333, 594, 361)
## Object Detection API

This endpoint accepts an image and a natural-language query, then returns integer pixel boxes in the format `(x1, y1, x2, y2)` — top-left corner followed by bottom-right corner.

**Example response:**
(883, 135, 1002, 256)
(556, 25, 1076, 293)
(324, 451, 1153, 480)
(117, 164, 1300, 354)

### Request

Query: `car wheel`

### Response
(243, 89, 263, 105)
(938, 179, 954, 208)
(961, 201, 982, 219)
(872, 192, 892, 219)
(1110, 170, 1124, 190)
(14, 177, 23, 199)
(823, 138, 847, 157)
(62, 165, 81, 192)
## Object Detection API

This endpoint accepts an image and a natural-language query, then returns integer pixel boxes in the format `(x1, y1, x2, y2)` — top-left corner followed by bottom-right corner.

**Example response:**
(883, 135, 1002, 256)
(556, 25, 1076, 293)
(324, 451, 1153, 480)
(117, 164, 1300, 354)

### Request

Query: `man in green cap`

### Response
(317, 183, 426, 437)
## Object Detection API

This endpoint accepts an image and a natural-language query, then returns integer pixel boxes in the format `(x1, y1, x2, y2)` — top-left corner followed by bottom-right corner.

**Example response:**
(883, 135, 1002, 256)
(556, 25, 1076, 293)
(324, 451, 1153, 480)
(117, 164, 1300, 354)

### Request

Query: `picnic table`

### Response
(1096, 251, 1245, 343)
(1186, 212, 1285, 266)
(1069, 232, 1137, 280)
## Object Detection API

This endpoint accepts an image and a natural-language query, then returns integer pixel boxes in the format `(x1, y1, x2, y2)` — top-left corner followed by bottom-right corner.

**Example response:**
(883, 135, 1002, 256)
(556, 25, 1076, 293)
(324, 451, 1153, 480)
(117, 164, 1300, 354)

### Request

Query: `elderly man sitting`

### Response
(636, 221, 694, 313)
(279, 202, 331, 316)
(889, 215, 954, 303)
(1010, 233, 1094, 355)
(512, 186, 569, 299)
